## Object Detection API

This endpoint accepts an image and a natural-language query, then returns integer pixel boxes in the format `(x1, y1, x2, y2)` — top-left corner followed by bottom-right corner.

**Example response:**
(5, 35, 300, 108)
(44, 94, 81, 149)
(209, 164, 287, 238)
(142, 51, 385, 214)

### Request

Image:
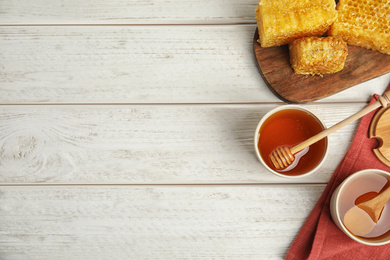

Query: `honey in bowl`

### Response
(339, 173, 390, 240)
(257, 108, 327, 176)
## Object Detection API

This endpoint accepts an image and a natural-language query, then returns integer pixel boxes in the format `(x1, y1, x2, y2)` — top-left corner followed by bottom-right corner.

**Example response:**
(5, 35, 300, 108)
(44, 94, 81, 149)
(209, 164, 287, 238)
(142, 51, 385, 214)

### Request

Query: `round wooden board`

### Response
(253, 29, 390, 103)
(370, 106, 390, 167)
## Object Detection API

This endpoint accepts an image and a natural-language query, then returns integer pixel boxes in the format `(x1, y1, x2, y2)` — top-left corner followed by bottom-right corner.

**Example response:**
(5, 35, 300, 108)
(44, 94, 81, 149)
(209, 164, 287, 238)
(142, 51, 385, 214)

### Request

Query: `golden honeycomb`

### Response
(328, 0, 390, 55)
(255, 0, 337, 47)
(289, 36, 348, 75)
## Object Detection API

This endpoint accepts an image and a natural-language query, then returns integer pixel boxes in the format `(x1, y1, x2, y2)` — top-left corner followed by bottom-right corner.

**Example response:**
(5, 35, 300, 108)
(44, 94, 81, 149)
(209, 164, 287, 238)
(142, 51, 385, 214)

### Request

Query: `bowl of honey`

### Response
(254, 105, 329, 178)
(330, 169, 390, 246)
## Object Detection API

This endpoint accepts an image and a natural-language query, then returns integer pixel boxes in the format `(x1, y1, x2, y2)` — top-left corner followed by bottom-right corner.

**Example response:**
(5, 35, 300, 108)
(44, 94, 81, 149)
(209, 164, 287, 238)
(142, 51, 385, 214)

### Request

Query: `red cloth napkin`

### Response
(285, 88, 390, 260)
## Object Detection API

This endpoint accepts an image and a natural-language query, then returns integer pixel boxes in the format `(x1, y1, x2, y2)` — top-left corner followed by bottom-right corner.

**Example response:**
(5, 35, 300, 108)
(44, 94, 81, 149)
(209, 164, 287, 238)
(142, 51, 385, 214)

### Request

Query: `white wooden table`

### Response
(1, 1, 390, 259)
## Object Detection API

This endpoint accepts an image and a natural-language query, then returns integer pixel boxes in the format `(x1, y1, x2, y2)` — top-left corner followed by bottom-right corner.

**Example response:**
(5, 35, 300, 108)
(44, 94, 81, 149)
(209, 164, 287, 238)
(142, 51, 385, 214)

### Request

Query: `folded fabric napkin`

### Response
(286, 87, 390, 260)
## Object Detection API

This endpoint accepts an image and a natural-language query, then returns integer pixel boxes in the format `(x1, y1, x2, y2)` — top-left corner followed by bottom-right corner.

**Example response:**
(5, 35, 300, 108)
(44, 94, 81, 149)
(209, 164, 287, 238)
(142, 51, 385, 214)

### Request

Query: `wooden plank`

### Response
(0, 0, 257, 25)
(1, 26, 388, 104)
(0, 25, 274, 104)
(0, 184, 324, 259)
(0, 103, 365, 184)
(253, 30, 390, 103)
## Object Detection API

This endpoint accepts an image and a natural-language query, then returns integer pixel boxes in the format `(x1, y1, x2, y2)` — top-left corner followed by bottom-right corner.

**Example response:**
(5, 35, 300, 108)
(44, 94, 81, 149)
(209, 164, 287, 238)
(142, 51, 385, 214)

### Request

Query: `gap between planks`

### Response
(0, 23, 256, 27)
(0, 101, 369, 106)
(0, 183, 327, 187)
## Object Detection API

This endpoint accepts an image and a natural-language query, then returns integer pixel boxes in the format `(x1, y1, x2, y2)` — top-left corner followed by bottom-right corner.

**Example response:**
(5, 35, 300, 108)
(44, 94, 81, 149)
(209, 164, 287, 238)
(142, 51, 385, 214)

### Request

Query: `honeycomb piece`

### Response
(328, 0, 390, 55)
(289, 36, 348, 75)
(255, 0, 337, 47)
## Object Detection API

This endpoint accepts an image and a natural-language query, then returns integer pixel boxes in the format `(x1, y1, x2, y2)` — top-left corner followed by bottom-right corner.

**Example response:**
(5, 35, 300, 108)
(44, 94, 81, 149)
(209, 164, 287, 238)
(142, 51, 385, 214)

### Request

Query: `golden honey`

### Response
(255, 0, 337, 47)
(289, 36, 348, 75)
(328, 0, 390, 55)
(339, 174, 390, 239)
(258, 109, 326, 176)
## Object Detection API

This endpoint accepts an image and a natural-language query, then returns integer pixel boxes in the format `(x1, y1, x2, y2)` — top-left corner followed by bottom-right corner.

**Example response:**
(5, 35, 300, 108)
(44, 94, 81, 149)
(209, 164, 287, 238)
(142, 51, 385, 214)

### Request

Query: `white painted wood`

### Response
(1, 26, 389, 104)
(2, 1, 389, 258)
(0, 185, 324, 259)
(0, 25, 272, 104)
(321, 74, 390, 103)
(0, 0, 258, 25)
(0, 103, 365, 184)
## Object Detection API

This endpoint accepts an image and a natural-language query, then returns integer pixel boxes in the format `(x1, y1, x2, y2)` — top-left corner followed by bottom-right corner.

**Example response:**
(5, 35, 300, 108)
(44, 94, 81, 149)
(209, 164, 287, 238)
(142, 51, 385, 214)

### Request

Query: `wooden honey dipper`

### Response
(270, 91, 390, 170)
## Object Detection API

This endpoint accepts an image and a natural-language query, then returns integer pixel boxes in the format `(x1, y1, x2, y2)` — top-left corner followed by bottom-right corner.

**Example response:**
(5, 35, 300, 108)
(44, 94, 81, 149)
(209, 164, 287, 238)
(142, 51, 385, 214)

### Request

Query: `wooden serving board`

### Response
(253, 29, 390, 103)
(370, 106, 390, 167)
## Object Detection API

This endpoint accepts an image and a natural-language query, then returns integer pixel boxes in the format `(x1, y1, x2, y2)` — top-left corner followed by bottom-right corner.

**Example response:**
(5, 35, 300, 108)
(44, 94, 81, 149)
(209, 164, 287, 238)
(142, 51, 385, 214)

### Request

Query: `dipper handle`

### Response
(291, 91, 390, 155)
(270, 91, 390, 170)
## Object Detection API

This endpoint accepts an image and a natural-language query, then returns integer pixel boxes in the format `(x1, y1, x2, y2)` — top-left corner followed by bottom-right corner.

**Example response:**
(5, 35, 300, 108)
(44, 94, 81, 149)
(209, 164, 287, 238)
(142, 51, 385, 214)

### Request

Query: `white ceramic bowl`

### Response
(330, 169, 390, 246)
(254, 105, 329, 178)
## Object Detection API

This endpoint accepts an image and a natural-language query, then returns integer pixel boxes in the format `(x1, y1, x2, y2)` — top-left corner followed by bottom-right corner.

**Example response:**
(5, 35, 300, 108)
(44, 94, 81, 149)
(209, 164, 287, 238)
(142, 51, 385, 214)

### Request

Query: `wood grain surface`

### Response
(0, 104, 362, 184)
(0, 0, 258, 25)
(0, 185, 323, 260)
(254, 29, 390, 103)
(1, 1, 390, 259)
(370, 107, 390, 166)
(1, 26, 389, 104)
